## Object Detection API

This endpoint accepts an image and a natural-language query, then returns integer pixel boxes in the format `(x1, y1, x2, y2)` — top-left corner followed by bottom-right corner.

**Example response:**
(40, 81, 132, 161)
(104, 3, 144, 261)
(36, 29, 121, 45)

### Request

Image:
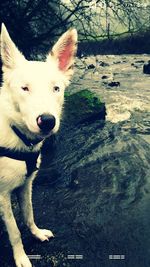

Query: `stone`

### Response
(64, 89, 106, 124)
(35, 120, 150, 267)
(99, 61, 109, 67)
(108, 81, 120, 87)
(135, 60, 145, 64)
(87, 64, 95, 69)
(143, 62, 150, 74)
(113, 61, 122, 64)
(101, 75, 109, 79)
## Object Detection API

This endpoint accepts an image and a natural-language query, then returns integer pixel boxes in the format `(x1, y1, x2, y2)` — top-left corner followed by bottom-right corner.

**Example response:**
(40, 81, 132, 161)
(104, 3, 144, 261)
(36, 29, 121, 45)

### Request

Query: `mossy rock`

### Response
(64, 89, 106, 125)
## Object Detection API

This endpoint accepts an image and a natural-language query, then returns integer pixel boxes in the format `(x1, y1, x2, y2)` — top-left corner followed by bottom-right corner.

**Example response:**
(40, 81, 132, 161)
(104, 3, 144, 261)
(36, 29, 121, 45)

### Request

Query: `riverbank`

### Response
(78, 31, 150, 56)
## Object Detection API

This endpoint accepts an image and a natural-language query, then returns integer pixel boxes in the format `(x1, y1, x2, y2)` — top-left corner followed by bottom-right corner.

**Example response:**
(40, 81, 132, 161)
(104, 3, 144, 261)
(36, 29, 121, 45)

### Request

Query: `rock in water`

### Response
(99, 61, 109, 67)
(64, 89, 106, 124)
(87, 64, 95, 69)
(143, 61, 150, 74)
(101, 75, 109, 79)
(108, 81, 120, 87)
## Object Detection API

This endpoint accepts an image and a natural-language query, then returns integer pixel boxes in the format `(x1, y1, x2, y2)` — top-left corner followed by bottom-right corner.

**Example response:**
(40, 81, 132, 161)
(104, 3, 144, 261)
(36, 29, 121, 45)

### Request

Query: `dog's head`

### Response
(0, 24, 77, 138)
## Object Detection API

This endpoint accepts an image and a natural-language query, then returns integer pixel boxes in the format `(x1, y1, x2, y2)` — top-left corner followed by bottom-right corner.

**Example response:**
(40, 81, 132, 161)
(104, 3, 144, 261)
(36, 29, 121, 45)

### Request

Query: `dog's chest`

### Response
(0, 157, 29, 192)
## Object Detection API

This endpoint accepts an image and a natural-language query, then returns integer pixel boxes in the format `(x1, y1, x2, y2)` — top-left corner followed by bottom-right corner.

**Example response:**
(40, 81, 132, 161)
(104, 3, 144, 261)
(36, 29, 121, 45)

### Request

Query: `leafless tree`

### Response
(0, 0, 149, 55)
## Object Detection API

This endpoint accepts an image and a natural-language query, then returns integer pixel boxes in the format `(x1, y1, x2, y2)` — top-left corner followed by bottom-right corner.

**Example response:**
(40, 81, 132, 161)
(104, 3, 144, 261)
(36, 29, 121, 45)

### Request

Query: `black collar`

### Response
(11, 125, 43, 148)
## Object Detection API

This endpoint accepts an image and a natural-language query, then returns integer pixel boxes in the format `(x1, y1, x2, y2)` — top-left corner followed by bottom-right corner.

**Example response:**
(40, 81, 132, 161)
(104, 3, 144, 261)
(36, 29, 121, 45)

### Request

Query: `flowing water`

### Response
(73, 54, 150, 143)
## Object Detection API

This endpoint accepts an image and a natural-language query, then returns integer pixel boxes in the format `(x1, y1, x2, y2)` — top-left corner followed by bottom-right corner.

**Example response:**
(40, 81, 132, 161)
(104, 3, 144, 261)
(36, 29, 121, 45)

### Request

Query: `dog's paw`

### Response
(15, 254, 32, 267)
(32, 228, 54, 242)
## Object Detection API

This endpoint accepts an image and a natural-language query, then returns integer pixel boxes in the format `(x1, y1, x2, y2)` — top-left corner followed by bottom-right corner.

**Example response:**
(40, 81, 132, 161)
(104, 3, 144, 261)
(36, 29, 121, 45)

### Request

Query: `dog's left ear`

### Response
(47, 29, 77, 79)
(0, 23, 25, 70)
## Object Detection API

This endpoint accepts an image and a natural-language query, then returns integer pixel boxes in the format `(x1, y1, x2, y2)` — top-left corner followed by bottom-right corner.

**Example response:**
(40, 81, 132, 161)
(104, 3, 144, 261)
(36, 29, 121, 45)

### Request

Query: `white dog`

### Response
(0, 24, 77, 267)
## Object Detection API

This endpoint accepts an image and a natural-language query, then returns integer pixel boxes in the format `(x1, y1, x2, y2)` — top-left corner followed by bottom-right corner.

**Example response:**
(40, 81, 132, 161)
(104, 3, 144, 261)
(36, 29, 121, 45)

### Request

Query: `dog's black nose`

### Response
(37, 113, 56, 132)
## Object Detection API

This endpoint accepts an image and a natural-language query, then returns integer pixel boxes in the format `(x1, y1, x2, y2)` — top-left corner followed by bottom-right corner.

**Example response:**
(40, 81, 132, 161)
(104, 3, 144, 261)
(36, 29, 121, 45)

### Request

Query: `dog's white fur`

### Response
(0, 24, 77, 267)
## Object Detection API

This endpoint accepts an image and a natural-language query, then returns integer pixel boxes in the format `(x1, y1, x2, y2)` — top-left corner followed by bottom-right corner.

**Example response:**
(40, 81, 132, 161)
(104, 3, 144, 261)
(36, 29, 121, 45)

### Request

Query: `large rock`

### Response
(64, 89, 106, 124)
(36, 120, 150, 267)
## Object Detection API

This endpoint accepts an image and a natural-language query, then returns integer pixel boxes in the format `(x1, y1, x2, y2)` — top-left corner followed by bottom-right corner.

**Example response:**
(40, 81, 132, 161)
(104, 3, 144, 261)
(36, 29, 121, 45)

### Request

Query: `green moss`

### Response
(64, 91, 71, 98)
(64, 89, 106, 124)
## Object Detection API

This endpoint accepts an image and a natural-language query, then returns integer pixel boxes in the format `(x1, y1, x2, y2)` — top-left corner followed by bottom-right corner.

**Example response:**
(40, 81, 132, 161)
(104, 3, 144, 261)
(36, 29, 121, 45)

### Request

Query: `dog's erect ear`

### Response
(0, 23, 25, 69)
(47, 29, 77, 78)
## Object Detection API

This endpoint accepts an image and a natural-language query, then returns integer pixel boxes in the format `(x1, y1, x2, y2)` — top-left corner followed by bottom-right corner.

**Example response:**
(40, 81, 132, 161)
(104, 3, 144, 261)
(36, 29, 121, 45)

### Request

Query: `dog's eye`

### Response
(53, 86, 60, 92)
(21, 86, 29, 92)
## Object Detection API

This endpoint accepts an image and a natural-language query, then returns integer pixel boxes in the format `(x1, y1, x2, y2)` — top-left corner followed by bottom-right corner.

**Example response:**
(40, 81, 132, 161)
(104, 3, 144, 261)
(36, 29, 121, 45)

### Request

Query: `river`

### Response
(73, 54, 150, 143)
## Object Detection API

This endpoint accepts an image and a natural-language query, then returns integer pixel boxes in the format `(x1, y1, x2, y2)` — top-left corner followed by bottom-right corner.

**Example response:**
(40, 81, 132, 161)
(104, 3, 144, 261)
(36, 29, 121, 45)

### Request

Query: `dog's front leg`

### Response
(18, 173, 54, 242)
(0, 193, 32, 267)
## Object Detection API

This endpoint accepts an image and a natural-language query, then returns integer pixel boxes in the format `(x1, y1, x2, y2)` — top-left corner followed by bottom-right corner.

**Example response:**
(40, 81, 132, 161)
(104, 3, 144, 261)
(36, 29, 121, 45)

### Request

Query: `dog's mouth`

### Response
(28, 126, 54, 140)
(38, 129, 54, 138)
